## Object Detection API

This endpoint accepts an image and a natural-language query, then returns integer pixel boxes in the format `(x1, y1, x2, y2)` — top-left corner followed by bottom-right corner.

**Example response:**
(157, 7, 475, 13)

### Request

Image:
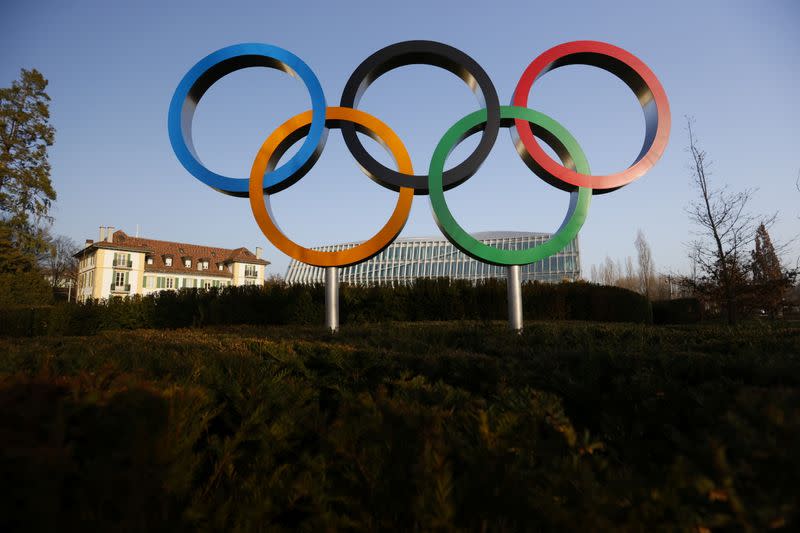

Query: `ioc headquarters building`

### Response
(285, 231, 580, 285)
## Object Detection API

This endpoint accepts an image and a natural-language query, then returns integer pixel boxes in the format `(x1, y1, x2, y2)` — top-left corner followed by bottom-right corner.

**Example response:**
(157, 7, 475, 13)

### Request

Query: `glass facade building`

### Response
(285, 231, 580, 285)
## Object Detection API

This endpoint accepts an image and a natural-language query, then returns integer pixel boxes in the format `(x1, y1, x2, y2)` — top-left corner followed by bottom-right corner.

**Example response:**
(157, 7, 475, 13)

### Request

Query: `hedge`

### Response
(653, 297, 703, 324)
(0, 279, 652, 337)
(1, 322, 798, 530)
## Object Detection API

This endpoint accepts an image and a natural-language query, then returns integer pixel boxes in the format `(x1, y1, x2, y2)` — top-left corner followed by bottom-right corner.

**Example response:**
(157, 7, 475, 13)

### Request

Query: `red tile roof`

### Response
(75, 230, 269, 278)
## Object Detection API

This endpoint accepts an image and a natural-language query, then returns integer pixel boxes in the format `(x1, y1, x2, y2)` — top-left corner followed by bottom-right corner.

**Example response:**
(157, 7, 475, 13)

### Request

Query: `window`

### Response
(245, 265, 257, 277)
(113, 252, 131, 267)
(165, 277, 174, 289)
(184, 259, 191, 268)
(203, 280, 211, 289)
(165, 257, 173, 267)
(113, 271, 128, 288)
(218, 264, 223, 271)
(146, 256, 153, 265)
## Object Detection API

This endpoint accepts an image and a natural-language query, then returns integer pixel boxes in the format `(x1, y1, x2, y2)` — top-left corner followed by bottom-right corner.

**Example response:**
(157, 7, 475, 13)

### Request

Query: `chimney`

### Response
(99, 226, 106, 242)
(255, 247, 263, 259)
(106, 226, 115, 242)
(85, 239, 94, 246)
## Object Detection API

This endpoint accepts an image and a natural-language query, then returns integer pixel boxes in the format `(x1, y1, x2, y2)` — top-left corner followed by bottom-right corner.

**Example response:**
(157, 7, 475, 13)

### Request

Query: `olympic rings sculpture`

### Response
(168, 40, 670, 268)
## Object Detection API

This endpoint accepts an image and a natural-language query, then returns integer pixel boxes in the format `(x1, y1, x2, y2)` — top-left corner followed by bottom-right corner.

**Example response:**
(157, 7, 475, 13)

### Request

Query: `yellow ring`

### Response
(249, 107, 414, 267)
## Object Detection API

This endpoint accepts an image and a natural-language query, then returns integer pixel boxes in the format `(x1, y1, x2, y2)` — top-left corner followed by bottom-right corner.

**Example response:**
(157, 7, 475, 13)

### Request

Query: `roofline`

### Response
(73, 239, 270, 265)
(73, 242, 153, 258)
(232, 258, 271, 266)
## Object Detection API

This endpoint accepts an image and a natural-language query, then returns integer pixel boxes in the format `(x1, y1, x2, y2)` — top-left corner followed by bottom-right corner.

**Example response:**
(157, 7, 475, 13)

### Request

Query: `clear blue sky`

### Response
(2, 0, 798, 277)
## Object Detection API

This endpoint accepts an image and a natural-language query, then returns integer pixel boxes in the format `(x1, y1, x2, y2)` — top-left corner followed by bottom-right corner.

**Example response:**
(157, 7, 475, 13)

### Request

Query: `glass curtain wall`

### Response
(285, 232, 581, 285)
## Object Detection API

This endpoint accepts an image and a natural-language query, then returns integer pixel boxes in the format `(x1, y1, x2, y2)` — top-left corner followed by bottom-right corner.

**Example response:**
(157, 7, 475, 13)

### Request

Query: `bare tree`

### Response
(625, 256, 635, 281)
(634, 230, 655, 298)
(601, 256, 616, 286)
(618, 256, 638, 292)
(684, 117, 771, 324)
(590, 253, 639, 292)
(38, 232, 78, 293)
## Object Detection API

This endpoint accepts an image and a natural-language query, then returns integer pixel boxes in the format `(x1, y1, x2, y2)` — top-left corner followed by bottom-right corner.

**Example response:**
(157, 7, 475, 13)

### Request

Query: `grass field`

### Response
(1, 320, 798, 531)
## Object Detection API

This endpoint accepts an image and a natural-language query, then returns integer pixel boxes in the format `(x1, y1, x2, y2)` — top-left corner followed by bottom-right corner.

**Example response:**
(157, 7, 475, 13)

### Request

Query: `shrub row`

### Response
(653, 297, 704, 324)
(1, 322, 797, 530)
(0, 279, 652, 337)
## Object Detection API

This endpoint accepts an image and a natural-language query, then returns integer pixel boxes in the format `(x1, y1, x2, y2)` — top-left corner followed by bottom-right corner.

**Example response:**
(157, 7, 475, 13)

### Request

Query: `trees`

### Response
(750, 223, 795, 318)
(38, 232, 78, 292)
(634, 230, 655, 298)
(684, 117, 768, 325)
(589, 231, 656, 297)
(0, 219, 34, 273)
(0, 68, 56, 259)
(589, 254, 639, 293)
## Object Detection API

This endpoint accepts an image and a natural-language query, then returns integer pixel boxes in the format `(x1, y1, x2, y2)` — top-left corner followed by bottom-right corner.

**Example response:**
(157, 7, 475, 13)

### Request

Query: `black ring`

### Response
(339, 40, 501, 195)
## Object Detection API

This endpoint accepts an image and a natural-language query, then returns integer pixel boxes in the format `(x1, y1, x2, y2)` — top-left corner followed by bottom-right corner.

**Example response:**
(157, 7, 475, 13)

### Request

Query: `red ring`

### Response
(512, 40, 670, 192)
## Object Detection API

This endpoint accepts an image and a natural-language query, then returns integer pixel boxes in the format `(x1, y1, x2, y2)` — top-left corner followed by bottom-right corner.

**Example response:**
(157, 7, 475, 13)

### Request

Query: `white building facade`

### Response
(74, 227, 269, 302)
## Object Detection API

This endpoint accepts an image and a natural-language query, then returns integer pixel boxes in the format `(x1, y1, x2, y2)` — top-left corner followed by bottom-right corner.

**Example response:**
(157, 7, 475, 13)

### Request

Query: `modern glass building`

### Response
(285, 231, 580, 285)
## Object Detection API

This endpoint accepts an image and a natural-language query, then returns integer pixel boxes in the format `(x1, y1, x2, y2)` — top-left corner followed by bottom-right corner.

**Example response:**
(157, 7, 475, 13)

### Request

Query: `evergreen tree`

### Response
(0, 68, 56, 260)
(752, 224, 781, 282)
(0, 220, 34, 273)
(751, 223, 794, 318)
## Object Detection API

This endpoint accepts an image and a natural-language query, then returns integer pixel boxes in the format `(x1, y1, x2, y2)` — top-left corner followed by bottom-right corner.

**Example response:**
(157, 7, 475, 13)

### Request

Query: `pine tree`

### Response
(751, 223, 794, 318)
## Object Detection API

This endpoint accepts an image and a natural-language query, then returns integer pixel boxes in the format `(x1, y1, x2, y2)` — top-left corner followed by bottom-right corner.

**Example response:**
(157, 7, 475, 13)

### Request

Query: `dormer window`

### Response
(165, 256, 173, 267)
(184, 259, 191, 268)
(197, 259, 209, 271)
(146, 257, 153, 265)
(218, 264, 223, 271)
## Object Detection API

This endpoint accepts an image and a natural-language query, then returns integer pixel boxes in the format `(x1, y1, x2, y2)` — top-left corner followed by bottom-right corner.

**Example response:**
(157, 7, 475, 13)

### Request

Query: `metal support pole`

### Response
(507, 265, 523, 333)
(325, 266, 339, 332)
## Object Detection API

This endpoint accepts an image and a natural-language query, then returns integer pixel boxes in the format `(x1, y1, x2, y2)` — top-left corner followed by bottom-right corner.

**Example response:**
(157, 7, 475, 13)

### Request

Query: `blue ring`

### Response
(167, 43, 326, 197)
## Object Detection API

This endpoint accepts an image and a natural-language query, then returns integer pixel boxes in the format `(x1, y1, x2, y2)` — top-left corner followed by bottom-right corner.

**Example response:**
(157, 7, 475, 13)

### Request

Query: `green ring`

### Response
(428, 105, 592, 266)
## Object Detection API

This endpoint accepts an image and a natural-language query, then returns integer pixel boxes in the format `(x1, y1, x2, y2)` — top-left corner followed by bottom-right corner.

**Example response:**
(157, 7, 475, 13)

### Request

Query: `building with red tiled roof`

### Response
(74, 227, 269, 302)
